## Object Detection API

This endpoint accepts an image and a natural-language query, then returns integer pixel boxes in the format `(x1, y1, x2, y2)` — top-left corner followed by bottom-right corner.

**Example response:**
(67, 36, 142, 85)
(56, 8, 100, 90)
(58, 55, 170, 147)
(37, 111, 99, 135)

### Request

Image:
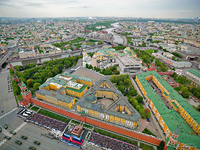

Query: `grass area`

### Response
(83, 124, 93, 129)
(38, 109, 71, 124)
(10, 71, 19, 106)
(17, 94, 23, 101)
(140, 143, 154, 150)
(145, 49, 154, 54)
(31, 106, 40, 111)
(86, 133, 90, 139)
(142, 128, 156, 137)
(93, 128, 138, 146)
(71, 120, 80, 125)
(28, 103, 33, 109)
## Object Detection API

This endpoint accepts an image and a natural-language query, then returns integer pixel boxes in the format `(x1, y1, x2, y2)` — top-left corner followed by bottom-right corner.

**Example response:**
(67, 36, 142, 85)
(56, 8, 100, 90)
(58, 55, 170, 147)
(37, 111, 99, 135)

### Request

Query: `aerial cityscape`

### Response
(0, 0, 200, 150)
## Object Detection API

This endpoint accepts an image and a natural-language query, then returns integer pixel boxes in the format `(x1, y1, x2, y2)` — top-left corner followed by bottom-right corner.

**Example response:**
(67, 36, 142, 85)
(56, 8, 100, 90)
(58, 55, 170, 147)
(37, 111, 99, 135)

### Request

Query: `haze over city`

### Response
(0, 0, 200, 149)
(0, 0, 200, 18)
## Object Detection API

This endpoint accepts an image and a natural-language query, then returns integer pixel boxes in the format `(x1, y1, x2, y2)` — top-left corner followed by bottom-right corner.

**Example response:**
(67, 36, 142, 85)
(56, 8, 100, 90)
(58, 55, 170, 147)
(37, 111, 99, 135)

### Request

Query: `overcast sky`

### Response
(0, 0, 199, 18)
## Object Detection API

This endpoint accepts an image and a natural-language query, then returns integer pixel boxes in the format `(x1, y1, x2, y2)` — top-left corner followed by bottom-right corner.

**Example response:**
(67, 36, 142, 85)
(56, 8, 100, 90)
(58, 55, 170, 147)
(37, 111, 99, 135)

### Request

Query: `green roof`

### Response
(136, 71, 200, 148)
(66, 85, 87, 93)
(187, 69, 200, 78)
(62, 72, 94, 82)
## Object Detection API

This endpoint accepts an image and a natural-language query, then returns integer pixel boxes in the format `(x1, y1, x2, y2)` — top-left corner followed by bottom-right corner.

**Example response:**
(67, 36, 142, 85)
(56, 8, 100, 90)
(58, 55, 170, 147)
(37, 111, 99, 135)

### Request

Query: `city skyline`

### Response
(0, 0, 200, 18)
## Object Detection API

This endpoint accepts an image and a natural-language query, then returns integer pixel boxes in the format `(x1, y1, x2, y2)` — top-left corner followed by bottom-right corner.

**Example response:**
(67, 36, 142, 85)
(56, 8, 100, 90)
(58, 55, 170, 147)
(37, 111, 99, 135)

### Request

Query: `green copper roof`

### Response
(21, 81, 26, 87)
(136, 71, 200, 148)
(187, 69, 200, 78)
(66, 85, 87, 93)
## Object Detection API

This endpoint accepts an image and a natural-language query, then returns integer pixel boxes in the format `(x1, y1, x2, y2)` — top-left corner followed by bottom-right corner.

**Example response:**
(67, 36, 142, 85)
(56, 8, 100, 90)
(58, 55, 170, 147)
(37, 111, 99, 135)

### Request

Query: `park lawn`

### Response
(71, 120, 80, 125)
(142, 128, 156, 137)
(145, 49, 155, 54)
(38, 109, 71, 123)
(31, 106, 40, 111)
(17, 94, 23, 101)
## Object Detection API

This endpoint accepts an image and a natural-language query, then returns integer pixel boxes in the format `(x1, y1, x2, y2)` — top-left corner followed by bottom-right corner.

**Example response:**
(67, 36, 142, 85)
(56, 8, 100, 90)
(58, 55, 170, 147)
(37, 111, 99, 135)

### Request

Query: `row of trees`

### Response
(134, 49, 155, 65)
(155, 59, 168, 72)
(53, 37, 85, 48)
(171, 73, 200, 99)
(113, 45, 126, 50)
(172, 52, 182, 58)
(14, 56, 82, 92)
(110, 74, 137, 97)
(128, 96, 151, 119)
(86, 64, 120, 75)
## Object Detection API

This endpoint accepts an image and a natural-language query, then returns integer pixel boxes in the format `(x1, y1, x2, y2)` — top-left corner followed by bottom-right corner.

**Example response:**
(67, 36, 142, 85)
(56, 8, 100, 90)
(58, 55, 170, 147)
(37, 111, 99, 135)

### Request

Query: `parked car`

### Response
(10, 131, 16, 135)
(28, 146, 36, 150)
(21, 135, 28, 140)
(4, 136, 11, 140)
(15, 140, 22, 145)
(4, 124, 8, 129)
(33, 140, 40, 145)
(147, 118, 150, 122)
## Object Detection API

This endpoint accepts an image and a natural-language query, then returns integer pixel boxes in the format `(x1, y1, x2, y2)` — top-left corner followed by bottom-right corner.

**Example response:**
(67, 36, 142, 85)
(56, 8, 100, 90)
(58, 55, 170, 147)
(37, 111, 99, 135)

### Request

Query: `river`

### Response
(105, 22, 124, 44)
(11, 22, 124, 66)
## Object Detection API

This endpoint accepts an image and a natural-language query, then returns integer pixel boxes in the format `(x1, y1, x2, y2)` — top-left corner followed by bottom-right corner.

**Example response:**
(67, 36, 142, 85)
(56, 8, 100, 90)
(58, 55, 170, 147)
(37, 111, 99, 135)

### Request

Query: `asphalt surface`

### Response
(0, 69, 16, 115)
(0, 120, 79, 150)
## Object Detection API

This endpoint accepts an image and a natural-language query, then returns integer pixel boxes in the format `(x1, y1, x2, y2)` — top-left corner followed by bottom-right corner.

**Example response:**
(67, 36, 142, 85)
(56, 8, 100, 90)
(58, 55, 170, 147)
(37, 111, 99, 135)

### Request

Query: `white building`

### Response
(82, 49, 91, 67)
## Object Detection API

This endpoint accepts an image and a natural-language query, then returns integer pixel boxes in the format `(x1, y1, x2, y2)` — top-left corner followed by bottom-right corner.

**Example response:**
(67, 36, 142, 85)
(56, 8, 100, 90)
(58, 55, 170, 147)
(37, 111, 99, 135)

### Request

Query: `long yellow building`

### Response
(136, 71, 200, 150)
(77, 79, 141, 129)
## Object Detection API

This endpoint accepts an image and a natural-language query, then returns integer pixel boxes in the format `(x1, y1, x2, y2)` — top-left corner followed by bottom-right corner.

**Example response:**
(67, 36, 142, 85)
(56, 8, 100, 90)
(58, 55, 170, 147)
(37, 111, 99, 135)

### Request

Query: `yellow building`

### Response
(77, 79, 141, 129)
(136, 71, 200, 150)
(36, 89, 75, 109)
(36, 72, 94, 109)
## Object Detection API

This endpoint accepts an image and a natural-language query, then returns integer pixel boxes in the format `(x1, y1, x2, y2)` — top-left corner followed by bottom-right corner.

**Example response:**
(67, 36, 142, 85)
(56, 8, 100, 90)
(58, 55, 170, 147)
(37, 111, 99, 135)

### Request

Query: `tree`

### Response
(98, 41, 103, 45)
(136, 105, 140, 111)
(145, 108, 150, 113)
(159, 46, 163, 49)
(197, 105, 200, 111)
(136, 95, 143, 103)
(27, 79, 33, 87)
(13, 85, 20, 95)
(127, 89, 137, 96)
(10, 69, 14, 75)
(118, 85, 124, 94)
(132, 100, 138, 107)
(124, 79, 131, 90)
(33, 83, 41, 90)
(145, 112, 151, 119)
(182, 89, 190, 98)
(157, 141, 164, 150)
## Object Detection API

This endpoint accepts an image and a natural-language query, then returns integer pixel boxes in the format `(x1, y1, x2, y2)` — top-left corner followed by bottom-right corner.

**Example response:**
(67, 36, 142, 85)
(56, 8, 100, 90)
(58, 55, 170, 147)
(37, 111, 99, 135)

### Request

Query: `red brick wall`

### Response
(31, 98, 162, 146)
(158, 72, 173, 76)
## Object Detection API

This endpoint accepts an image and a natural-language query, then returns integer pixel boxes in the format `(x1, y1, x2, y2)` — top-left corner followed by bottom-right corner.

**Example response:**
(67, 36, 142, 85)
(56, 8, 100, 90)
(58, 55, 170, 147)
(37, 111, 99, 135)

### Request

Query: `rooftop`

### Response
(136, 71, 200, 148)
(187, 69, 200, 78)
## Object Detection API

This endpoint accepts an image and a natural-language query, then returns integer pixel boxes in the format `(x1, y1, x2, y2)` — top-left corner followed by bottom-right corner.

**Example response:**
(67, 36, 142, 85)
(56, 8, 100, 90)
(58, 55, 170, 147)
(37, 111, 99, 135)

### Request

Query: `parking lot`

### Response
(0, 119, 79, 150)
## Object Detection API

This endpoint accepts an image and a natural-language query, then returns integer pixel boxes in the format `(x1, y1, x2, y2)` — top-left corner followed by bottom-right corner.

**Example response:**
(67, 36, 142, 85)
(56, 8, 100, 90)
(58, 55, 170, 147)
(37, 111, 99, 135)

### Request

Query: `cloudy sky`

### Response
(0, 0, 199, 18)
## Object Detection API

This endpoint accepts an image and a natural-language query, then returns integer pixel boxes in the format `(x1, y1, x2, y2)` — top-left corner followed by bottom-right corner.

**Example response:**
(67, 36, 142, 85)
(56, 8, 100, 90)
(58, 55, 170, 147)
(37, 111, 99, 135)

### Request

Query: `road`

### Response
(0, 69, 16, 114)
